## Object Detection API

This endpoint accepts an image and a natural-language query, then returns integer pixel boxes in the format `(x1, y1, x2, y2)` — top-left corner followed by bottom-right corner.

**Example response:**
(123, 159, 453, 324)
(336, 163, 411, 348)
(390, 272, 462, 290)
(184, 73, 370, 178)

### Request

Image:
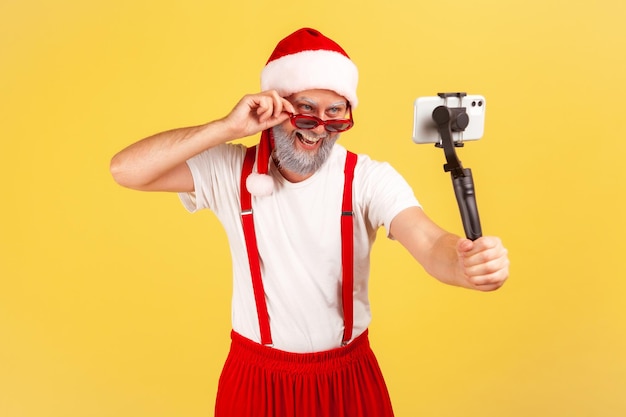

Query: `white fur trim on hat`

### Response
(261, 50, 359, 108)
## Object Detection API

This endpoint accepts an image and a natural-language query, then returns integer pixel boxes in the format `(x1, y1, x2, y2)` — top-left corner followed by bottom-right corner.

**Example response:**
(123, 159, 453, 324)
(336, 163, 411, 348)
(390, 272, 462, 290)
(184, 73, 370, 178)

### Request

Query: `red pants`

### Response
(215, 329, 395, 417)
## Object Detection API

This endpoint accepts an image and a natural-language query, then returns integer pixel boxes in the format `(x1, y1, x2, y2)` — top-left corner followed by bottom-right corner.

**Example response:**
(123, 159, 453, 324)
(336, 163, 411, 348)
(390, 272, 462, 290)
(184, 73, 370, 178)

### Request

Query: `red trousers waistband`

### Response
(228, 329, 370, 373)
(215, 329, 395, 417)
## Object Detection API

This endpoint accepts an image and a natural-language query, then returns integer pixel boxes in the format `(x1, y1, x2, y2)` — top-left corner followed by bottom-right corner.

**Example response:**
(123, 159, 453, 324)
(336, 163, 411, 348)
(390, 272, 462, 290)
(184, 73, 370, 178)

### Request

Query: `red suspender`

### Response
(240, 146, 273, 345)
(341, 151, 358, 344)
(240, 146, 358, 347)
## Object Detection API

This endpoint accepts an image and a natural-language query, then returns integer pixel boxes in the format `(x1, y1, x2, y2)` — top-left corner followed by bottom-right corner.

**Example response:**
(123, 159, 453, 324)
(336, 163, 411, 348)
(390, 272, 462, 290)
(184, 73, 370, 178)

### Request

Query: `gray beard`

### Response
(271, 125, 339, 176)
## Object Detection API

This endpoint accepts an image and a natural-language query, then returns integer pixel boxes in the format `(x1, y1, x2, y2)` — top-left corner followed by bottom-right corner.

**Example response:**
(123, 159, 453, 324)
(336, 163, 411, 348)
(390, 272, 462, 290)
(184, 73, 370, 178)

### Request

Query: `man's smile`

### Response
(295, 131, 325, 147)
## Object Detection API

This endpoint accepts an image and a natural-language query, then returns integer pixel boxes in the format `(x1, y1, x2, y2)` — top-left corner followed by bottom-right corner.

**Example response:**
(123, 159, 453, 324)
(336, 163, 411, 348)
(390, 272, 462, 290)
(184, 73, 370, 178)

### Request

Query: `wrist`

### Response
(200, 118, 239, 146)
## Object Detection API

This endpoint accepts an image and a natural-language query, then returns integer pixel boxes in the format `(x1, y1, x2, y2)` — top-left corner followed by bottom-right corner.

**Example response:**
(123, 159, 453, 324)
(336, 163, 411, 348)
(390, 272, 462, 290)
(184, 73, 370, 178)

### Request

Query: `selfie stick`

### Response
(433, 92, 482, 241)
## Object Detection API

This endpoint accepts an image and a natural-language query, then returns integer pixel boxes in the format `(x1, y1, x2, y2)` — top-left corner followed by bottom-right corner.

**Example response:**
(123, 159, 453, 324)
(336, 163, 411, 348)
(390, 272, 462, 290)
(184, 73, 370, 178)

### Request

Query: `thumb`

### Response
(456, 238, 474, 256)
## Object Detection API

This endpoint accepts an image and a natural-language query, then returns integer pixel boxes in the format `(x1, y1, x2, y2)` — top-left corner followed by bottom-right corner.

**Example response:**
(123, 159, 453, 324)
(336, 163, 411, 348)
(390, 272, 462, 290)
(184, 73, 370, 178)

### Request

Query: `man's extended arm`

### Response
(389, 206, 509, 291)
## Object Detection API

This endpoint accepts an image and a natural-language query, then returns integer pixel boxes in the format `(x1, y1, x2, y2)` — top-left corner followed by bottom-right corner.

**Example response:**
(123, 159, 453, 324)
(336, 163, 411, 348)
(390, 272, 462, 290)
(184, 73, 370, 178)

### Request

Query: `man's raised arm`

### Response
(109, 91, 294, 192)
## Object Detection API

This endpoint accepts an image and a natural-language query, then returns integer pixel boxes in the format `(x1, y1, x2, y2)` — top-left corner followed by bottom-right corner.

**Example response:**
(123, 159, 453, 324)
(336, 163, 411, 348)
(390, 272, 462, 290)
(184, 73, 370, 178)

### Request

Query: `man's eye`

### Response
(298, 104, 313, 112)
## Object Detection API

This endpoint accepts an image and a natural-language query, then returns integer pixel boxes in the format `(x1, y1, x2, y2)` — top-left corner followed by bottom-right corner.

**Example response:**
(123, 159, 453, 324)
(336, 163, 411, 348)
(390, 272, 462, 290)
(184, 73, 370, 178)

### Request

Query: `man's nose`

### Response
(312, 123, 327, 135)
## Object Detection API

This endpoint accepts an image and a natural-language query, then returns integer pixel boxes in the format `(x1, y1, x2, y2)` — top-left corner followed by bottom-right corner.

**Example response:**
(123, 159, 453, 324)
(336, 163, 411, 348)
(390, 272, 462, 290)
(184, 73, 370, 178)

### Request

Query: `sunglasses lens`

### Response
(293, 117, 320, 130)
(291, 114, 353, 132)
(325, 121, 352, 132)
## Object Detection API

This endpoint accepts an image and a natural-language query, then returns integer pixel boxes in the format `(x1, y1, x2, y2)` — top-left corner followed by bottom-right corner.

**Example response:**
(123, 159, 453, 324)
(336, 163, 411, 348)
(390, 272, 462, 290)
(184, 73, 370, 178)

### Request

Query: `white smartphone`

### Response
(412, 94, 486, 144)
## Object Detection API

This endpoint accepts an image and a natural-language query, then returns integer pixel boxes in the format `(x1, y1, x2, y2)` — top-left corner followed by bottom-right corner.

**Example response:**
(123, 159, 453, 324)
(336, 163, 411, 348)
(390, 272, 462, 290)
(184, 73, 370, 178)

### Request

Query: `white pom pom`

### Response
(246, 173, 274, 196)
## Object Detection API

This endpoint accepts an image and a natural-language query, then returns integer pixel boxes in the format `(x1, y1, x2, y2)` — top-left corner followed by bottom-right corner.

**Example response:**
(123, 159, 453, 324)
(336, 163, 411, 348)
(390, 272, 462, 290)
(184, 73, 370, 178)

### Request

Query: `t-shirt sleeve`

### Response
(178, 143, 247, 213)
(355, 155, 421, 237)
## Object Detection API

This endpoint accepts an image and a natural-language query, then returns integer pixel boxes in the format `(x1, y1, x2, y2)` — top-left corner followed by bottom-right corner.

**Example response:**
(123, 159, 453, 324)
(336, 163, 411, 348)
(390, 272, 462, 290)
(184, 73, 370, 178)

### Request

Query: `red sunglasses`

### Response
(288, 106, 354, 133)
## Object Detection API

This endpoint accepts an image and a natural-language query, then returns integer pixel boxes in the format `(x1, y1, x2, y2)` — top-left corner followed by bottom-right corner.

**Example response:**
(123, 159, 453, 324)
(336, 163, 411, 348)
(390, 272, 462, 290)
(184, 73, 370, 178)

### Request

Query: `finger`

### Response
(464, 248, 509, 281)
(456, 238, 474, 255)
(280, 97, 296, 115)
(464, 253, 509, 278)
(465, 256, 510, 288)
(257, 92, 291, 122)
(254, 96, 274, 120)
(472, 281, 505, 292)
(268, 90, 286, 118)
(470, 272, 506, 290)
(462, 236, 506, 265)
(266, 92, 294, 121)
(473, 236, 502, 253)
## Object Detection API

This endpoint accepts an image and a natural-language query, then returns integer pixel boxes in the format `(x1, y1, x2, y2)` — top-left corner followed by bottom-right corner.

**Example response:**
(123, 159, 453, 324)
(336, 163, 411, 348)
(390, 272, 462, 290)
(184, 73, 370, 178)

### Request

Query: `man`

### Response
(110, 28, 509, 417)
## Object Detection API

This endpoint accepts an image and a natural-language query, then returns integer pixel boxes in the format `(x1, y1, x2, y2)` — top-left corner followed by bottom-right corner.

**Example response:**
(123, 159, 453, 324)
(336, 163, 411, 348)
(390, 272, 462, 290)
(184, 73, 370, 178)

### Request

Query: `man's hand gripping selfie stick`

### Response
(433, 93, 482, 241)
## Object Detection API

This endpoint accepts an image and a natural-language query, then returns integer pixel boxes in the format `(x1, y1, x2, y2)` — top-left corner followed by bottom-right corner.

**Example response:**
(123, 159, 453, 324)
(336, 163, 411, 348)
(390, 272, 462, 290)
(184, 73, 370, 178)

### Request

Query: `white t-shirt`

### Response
(179, 143, 420, 352)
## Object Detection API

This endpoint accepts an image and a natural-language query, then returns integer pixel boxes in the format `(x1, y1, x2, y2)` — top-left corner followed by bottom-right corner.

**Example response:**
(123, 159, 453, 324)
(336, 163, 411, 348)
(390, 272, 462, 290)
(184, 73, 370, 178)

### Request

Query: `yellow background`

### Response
(1, 0, 625, 416)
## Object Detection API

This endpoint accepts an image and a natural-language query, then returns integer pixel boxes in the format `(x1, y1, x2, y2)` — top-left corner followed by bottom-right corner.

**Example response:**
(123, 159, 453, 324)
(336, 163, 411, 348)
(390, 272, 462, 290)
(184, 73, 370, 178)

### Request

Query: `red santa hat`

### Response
(245, 27, 359, 196)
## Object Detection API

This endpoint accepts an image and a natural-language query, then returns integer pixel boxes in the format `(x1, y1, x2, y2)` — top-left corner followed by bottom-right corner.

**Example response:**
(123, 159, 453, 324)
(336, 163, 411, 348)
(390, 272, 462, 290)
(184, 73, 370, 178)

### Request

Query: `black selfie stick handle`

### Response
(453, 168, 482, 241)
(432, 97, 483, 241)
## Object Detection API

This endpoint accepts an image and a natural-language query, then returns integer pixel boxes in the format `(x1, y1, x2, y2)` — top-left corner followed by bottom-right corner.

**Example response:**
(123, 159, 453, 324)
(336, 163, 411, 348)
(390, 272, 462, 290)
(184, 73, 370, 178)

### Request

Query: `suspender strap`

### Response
(341, 151, 358, 344)
(240, 146, 273, 346)
(240, 146, 358, 347)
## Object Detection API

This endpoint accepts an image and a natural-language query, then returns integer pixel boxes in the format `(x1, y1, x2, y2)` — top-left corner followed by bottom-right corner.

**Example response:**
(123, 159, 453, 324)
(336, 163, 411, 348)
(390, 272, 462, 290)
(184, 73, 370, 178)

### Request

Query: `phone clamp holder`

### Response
(432, 92, 482, 240)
